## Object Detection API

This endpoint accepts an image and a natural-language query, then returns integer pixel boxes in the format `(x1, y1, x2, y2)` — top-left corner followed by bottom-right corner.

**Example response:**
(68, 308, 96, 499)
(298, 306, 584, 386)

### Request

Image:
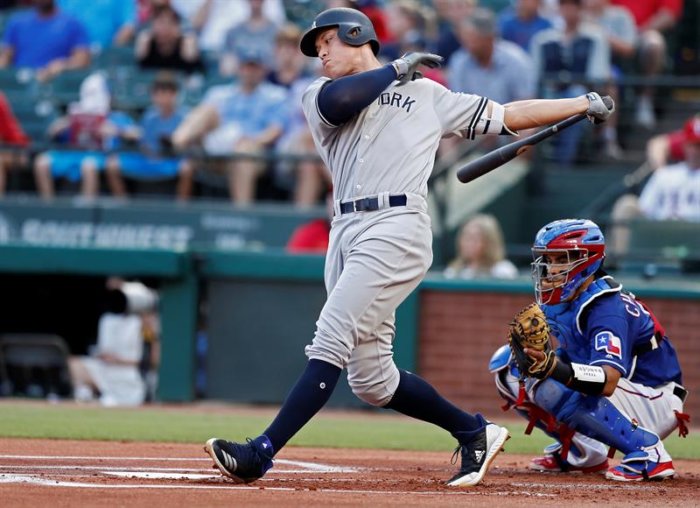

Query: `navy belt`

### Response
(673, 385, 688, 403)
(339, 194, 407, 214)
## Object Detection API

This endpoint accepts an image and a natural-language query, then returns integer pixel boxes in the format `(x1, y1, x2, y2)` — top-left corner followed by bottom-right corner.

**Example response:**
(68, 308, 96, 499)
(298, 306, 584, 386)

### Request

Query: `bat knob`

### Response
(602, 96, 614, 111)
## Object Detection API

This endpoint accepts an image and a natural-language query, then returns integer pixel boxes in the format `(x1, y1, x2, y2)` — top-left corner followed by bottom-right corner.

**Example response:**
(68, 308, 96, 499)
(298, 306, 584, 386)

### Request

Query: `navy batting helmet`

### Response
(300, 8, 380, 57)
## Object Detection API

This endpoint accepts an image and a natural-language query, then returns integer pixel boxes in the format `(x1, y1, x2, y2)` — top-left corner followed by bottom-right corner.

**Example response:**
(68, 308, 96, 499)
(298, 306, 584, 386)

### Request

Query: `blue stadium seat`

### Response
(43, 69, 95, 109)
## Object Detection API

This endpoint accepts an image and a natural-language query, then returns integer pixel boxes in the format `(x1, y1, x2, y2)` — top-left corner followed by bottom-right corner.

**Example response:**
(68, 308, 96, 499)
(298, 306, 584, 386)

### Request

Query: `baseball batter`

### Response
(492, 218, 687, 481)
(204, 8, 613, 486)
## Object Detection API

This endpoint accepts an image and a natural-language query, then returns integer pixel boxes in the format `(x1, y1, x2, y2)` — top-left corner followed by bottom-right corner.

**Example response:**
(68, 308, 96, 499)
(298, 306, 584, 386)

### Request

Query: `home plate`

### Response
(103, 472, 218, 480)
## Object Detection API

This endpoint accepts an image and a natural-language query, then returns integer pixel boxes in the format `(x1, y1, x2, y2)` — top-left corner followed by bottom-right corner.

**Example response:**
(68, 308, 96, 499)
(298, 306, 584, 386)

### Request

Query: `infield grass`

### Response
(0, 399, 697, 459)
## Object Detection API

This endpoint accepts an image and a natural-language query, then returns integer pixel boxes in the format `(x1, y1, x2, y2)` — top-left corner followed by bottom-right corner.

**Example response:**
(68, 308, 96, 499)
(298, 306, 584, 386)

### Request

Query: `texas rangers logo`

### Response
(594, 331, 622, 358)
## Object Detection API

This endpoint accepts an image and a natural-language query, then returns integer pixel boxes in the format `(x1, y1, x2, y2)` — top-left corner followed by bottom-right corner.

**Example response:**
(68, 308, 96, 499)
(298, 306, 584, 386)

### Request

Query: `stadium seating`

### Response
(0, 333, 73, 399)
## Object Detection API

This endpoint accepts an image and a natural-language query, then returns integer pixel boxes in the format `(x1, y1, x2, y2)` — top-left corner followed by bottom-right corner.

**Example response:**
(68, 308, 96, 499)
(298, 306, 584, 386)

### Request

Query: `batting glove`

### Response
(585, 92, 615, 124)
(391, 52, 443, 86)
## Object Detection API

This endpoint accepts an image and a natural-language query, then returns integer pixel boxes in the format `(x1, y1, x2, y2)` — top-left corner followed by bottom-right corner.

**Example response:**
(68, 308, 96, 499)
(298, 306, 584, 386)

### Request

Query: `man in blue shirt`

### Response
(58, 0, 136, 51)
(172, 46, 288, 204)
(0, 0, 90, 81)
(498, 0, 553, 52)
(448, 7, 535, 105)
(105, 72, 193, 201)
(489, 219, 687, 482)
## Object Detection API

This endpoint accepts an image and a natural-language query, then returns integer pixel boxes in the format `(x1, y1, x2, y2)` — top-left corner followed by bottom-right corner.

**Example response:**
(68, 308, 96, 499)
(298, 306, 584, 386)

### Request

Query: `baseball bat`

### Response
(456, 96, 613, 183)
(456, 114, 585, 183)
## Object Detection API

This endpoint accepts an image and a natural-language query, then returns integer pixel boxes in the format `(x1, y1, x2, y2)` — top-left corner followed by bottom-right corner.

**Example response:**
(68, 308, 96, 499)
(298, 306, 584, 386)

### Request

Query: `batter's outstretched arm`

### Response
(503, 96, 591, 132)
(318, 65, 397, 125)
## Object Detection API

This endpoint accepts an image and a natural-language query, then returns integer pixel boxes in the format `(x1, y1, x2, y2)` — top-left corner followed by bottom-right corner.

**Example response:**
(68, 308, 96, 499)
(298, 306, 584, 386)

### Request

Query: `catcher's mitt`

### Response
(508, 303, 556, 379)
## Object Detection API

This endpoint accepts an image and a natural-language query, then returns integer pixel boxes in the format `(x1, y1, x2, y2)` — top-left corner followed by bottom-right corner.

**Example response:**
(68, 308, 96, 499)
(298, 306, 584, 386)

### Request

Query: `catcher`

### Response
(490, 218, 688, 481)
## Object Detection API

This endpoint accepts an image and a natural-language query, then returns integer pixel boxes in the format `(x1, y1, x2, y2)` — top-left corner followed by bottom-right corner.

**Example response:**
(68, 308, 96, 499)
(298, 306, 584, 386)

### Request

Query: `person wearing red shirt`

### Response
(0, 91, 30, 197)
(611, 0, 684, 128)
(286, 192, 332, 254)
(286, 218, 331, 254)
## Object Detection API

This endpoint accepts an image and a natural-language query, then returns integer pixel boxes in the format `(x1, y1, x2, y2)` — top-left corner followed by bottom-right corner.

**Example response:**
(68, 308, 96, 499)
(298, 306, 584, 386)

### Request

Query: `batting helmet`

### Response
(300, 8, 380, 57)
(531, 219, 605, 305)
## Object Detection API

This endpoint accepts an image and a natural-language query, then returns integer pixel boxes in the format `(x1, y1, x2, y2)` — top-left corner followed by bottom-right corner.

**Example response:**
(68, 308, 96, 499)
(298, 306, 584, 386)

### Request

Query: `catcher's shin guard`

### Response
(534, 379, 661, 455)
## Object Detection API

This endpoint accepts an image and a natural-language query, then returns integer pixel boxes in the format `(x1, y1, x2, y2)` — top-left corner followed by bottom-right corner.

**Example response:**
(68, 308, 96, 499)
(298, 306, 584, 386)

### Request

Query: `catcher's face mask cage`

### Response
(531, 219, 605, 305)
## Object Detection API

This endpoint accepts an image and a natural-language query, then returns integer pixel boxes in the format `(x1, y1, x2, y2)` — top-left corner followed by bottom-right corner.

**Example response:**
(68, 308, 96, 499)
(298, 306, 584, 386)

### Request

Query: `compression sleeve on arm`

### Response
(317, 65, 398, 126)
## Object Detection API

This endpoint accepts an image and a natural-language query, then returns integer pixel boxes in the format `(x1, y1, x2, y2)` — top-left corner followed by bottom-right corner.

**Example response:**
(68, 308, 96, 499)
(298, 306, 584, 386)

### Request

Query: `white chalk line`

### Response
(0, 454, 661, 497)
(0, 474, 555, 497)
(0, 456, 360, 474)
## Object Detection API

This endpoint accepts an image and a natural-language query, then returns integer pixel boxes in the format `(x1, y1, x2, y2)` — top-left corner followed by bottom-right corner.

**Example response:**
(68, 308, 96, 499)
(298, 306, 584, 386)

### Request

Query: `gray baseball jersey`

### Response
(301, 76, 504, 406)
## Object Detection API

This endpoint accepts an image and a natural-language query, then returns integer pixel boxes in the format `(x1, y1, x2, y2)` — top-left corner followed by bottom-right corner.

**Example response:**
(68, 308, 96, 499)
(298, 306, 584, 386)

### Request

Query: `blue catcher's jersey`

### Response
(543, 276, 682, 387)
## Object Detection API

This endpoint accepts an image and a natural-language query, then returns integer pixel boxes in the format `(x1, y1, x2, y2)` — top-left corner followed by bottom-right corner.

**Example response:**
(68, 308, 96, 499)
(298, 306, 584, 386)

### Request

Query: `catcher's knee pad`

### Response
(347, 361, 400, 407)
(490, 345, 522, 405)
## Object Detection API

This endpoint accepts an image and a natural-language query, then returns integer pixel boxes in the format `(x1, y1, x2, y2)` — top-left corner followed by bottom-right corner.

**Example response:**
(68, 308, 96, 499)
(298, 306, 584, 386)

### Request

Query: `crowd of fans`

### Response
(0, 0, 696, 207)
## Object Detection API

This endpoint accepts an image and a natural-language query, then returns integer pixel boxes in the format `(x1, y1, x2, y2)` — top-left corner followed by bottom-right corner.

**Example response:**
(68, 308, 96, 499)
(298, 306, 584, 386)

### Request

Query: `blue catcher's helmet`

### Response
(300, 8, 380, 57)
(531, 219, 605, 305)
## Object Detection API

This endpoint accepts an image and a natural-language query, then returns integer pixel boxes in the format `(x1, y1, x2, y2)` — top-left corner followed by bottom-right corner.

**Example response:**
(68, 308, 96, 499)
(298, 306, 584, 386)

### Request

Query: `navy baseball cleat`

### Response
(204, 436, 274, 483)
(447, 422, 510, 487)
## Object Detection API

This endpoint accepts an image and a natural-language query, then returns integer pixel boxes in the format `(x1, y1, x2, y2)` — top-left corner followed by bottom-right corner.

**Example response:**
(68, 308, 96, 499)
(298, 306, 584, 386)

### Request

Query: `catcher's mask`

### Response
(300, 7, 380, 57)
(531, 219, 605, 305)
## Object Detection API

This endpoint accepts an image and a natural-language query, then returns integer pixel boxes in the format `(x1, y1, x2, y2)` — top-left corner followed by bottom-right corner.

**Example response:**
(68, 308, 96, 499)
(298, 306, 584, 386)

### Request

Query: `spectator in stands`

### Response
(0, 91, 29, 197)
(639, 119, 700, 220)
(444, 213, 519, 279)
(0, 0, 90, 82)
(172, 46, 288, 205)
(582, 0, 636, 159)
(171, 0, 286, 54)
(530, 0, 611, 165)
(267, 25, 330, 207)
(0, 1, 30, 9)
(33, 72, 135, 200)
(608, 115, 700, 256)
(137, 0, 168, 26)
(105, 72, 194, 201)
(431, 0, 476, 65)
(498, 0, 553, 52)
(219, 0, 280, 76)
(645, 113, 700, 171)
(380, 0, 433, 62)
(136, 4, 203, 74)
(443, 7, 534, 158)
(610, 0, 683, 129)
(286, 192, 333, 254)
(449, 7, 536, 105)
(58, 0, 136, 51)
(69, 278, 157, 407)
(266, 23, 310, 88)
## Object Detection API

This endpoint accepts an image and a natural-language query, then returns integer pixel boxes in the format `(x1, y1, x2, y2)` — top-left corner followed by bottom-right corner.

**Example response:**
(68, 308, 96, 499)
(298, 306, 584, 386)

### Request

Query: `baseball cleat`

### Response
(529, 453, 608, 474)
(204, 436, 274, 483)
(605, 447, 675, 482)
(447, 423, 510, 487)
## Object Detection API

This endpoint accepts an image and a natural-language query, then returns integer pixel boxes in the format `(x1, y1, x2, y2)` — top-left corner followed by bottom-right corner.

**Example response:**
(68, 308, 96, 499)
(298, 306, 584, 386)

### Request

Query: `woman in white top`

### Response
(444, 213, 519, 279)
